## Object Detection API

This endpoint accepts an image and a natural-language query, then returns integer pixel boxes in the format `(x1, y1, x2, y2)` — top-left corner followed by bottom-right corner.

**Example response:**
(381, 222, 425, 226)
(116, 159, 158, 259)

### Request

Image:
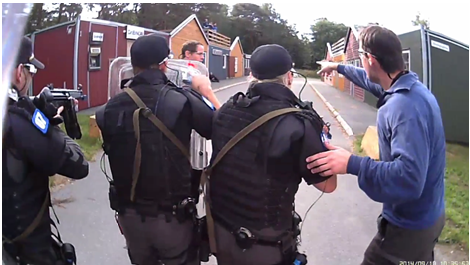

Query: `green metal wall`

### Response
(426, 31, 469, 144)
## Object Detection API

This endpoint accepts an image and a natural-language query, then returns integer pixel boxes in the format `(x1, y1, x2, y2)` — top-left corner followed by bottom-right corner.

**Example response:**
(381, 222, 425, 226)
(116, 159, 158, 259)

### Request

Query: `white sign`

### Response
(212, 49, 223, 56)
(92, 32, 104, 42)
(126, 26, 145, 40)
(431, 40, 450, 52)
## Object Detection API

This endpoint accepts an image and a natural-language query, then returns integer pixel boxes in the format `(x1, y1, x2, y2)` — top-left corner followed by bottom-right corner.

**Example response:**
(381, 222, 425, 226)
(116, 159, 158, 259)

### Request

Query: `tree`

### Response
(411, 12, 430, 29)
(308, 19, 348, 69)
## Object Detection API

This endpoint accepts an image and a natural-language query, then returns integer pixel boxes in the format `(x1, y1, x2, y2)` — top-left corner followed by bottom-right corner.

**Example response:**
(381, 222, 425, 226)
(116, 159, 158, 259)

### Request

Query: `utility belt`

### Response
(210, 212, 308, 265)
(108, 180, 197, 223)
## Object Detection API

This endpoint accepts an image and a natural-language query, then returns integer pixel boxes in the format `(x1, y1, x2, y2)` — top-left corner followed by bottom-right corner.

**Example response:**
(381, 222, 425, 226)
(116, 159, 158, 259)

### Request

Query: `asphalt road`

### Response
(51, 78, 382, 265)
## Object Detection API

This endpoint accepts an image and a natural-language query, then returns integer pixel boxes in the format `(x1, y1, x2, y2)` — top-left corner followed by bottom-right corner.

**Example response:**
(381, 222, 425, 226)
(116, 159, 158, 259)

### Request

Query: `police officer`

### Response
(205, 44, 338, 265)
(96, 34, 216, 265)
(3, 36, 89, 265)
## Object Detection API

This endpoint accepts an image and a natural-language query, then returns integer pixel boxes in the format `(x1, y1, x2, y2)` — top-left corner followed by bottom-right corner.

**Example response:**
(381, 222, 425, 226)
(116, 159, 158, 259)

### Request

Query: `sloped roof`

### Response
(230, 36, 244, 54)
(170, 14, 210, 45)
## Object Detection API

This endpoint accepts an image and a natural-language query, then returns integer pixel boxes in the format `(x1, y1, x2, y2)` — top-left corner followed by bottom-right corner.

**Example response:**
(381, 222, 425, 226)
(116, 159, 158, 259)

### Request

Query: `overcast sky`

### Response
(81, 1, 469, 45)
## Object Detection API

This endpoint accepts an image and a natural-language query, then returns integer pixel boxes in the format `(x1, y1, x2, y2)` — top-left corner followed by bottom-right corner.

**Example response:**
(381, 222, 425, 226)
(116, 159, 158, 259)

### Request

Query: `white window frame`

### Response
(234, 57, 238, 73)
(223, 55, 227, 69)
(402, 50, 411, 70)
(203, 51, 207, 67)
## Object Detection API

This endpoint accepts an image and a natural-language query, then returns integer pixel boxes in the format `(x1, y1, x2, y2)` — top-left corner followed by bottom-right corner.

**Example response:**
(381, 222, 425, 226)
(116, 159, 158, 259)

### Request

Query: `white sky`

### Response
(80, 1, 469, 45)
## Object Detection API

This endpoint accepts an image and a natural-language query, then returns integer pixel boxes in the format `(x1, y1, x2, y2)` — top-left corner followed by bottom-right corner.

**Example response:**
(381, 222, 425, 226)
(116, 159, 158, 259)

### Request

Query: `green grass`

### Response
(353, 135, 469, 250)
(74, 114, 103, 161)
(296, 69, 322, 79)
(352, 134, 366, 156)
(440, 143, 469, 250)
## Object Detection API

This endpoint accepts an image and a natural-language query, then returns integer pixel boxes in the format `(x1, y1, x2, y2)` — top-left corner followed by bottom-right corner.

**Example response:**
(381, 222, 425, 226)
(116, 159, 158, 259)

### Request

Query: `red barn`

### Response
(343, 25, 367, 102)
(30, 16, 170, 110)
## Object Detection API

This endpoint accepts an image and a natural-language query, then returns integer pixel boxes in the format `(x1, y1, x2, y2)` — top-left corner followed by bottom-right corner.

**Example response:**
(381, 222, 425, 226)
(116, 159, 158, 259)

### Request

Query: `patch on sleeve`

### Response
(32, 109, 49, 134)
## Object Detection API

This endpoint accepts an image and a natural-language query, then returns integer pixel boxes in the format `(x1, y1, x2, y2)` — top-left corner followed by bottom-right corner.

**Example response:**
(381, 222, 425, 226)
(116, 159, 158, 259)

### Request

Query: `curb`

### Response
(213, 81, 248, 93)
(308, 82, 354, 137)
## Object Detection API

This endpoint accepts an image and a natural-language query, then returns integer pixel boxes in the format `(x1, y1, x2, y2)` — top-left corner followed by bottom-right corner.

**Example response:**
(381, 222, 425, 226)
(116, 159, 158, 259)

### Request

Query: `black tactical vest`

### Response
(209, 82, 318, 232)
(100, 70, 192, 212)
(3, 103, 51, 252)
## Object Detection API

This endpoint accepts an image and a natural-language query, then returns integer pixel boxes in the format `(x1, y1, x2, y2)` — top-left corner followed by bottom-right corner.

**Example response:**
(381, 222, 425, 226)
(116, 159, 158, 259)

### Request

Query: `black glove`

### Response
(32, 93, 64, 126)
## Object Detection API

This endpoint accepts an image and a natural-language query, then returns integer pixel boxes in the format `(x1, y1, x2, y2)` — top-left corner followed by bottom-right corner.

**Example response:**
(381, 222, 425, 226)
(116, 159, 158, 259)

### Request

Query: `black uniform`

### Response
(3, 36, 89, 265)
(96, 34, 215, 265)
(3, 96, 89, 265)
(207, 44, 332, 265)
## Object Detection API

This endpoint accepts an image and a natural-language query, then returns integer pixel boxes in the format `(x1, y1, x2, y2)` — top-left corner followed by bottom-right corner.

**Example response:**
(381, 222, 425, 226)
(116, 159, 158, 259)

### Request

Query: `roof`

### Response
(29, 16, 170, 37)
(343, 24, 368, 53)
(425, 28, 469, 49)
(229, 36, 244, 54)
(170, 14, 210, 46)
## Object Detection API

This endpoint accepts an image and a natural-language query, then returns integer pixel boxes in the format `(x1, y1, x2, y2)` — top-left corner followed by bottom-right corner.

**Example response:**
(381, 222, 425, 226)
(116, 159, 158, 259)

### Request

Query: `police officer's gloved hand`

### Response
(32, 94, 64, 126)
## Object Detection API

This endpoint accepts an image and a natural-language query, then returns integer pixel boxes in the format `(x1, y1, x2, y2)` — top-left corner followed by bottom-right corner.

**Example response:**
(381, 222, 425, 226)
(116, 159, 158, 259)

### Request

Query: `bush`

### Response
(296, 69, 322, 79)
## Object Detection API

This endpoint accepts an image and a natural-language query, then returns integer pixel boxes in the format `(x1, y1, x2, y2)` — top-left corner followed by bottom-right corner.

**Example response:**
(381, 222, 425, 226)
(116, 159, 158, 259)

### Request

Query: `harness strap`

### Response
(123, 88, 191, 202)
(200, 107, 302, 254)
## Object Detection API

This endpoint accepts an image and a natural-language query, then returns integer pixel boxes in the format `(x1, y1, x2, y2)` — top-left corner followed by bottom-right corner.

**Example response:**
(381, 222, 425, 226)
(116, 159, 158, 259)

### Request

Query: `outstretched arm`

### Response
(337, 65, 384, 98)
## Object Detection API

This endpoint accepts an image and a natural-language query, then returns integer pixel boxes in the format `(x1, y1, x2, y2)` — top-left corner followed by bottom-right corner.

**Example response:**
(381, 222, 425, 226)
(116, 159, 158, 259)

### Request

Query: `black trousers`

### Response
(118, 209, 200, 265)
(361, 213, 445, 265)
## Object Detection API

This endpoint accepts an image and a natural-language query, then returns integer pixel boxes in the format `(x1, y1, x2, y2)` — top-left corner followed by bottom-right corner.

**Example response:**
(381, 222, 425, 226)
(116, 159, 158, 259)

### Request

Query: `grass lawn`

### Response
(353, 134, 469, 251)
(50, 113, 102, 188)
(296, 69, 322, 79)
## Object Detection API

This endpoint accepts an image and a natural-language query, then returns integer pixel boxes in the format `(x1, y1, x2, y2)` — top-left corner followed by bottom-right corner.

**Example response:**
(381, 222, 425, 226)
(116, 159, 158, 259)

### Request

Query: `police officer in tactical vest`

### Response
(3, 36, 89, 265)
(204, 44, 338, 265)
(96, 34, 217, 265)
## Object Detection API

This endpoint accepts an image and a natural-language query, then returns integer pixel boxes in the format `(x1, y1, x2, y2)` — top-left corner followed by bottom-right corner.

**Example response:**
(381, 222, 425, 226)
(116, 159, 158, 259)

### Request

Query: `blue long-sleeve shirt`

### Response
(337, 65, 446, 230)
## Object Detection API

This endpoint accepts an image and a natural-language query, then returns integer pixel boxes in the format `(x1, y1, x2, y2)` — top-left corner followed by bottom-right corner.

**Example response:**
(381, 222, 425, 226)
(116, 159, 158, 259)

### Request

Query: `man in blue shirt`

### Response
(306, 25, 446, 264)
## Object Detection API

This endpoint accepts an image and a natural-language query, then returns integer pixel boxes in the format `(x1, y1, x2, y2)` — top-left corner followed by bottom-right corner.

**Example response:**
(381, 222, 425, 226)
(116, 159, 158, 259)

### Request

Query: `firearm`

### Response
(30, 84, 87, 140)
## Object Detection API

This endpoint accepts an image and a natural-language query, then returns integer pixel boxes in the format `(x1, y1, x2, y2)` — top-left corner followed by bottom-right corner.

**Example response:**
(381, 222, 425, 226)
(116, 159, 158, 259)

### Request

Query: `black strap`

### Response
(212, 213, 292, 247)
(200, 107, 302, 254)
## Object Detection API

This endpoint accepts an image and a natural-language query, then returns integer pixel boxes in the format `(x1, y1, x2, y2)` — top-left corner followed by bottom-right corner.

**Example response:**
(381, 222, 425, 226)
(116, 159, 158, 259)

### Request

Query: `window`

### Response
(202, 51, 207, 66)
(402, 50, 410, 70)
(354, 59, 361, 67)
(223, 55, 227, 69)
(235, 57, 238, 73)
(245, 58, 250, 69)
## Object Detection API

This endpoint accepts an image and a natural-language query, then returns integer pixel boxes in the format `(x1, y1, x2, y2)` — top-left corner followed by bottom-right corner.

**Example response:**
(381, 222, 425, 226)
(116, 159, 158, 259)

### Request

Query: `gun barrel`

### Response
(50, 89, 87, 101)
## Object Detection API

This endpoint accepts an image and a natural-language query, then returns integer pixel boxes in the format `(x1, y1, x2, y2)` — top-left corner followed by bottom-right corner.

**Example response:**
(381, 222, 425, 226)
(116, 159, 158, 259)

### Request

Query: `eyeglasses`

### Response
(158, 53, 174, 65)
(23, 63, 37, 77)
(358, 48, 378, 59)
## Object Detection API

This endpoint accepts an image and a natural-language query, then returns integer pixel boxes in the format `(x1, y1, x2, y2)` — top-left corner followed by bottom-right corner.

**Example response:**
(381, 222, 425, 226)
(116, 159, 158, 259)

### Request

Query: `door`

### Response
(228, 56, 235, 78)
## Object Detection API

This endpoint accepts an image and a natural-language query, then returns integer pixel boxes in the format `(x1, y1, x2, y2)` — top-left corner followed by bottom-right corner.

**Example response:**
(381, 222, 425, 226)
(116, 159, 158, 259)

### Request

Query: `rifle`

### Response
(30, 84, 87, 140)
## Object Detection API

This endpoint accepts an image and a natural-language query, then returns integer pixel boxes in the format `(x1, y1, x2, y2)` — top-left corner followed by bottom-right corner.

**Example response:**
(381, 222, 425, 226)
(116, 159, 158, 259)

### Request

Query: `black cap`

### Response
(17, 36, 45, 69)
(250, 44, 293, 80)
(131, 34, 170, 69)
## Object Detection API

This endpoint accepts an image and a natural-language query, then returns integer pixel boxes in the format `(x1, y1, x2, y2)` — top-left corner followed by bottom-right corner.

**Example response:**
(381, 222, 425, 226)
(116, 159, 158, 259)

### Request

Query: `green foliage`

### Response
(411, 12, 430, 29)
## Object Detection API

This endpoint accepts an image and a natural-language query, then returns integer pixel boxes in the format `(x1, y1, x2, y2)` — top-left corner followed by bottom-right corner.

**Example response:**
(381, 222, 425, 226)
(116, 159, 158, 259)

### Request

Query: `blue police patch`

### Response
(32, 109, 50, 134)
(202, 96, 216, 111)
